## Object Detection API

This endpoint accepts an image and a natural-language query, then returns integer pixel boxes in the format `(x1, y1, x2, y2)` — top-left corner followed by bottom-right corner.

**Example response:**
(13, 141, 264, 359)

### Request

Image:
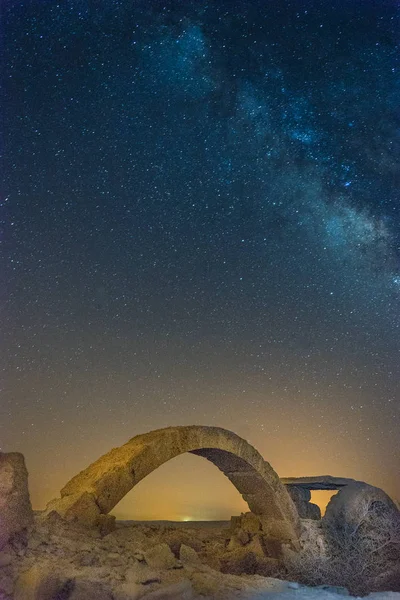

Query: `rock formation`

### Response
(0, 452, 33, 550)
(286, 486, 321, 520)
(1, 510, 399, 600)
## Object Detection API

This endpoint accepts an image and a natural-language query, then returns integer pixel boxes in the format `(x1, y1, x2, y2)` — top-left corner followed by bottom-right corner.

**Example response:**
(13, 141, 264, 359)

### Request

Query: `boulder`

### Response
(287, 486, 311, 504)
(179, 544, 201, 565)
(286, 486, 321, 520)
(144, 543, 179, 570)
(324, 482, 399, 528)
(323, 483, 400, 595)
(220, 548, 258, 575)
(0, 453, 33, 550)
(163, 530, 203, 556)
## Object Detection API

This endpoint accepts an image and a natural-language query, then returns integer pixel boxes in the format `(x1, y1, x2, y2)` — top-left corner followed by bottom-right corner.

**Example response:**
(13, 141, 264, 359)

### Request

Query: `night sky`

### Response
(3, 0, 400, 521)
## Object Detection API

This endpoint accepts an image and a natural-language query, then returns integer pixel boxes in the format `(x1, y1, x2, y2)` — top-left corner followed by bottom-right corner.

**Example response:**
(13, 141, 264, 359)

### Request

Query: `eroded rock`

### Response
(144, 543, 180, 570)
(0, 453, 33, 551)
(179, 544, 201, 565)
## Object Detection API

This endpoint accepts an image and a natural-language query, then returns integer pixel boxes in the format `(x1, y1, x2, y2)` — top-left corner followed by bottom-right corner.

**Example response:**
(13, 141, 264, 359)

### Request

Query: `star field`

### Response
(2, 0, 400, 519)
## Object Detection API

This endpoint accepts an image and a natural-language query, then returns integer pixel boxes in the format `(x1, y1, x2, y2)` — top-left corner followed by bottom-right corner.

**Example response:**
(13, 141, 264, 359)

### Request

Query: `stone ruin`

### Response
(41, 425, 301, 552)
(0, 425, 399, 598)
(0, 452, 33, 551)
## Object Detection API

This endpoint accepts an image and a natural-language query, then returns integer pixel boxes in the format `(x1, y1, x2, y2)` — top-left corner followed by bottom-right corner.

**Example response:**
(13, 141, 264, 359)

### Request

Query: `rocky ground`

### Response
(0, 514, 399, 600)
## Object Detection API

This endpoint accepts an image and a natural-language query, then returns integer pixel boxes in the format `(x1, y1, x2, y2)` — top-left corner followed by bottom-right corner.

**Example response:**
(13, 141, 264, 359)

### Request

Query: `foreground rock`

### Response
(1, 514, 400, 600)
(283, 483, 400, 596)
(0, 453, 33, 551)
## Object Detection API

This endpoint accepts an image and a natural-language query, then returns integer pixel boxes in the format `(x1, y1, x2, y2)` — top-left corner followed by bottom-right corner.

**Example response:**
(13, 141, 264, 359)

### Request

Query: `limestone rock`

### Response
(0, 453, 33, 550)
(179, 544, 201, 565)
(164, 531, 203, 556)
(240, 512, 261, 534)
(305, 502, 321, 520)
(236, 528, 250, 545)
(144, 543, 179, 570)
(286, 486, 321, 520)
(254, 556, 281, 577)
(43, 492, 101, 528)
(13, 564, 71, 600)
(220, 548, 258, 575)
(287, 486, 312, 504)
(96, 514, 116, 536)
(226, 534, 244, 552)
(245, 534, 267, 557)
(298, 519, 329, 556)
(324, 482, 399, 528)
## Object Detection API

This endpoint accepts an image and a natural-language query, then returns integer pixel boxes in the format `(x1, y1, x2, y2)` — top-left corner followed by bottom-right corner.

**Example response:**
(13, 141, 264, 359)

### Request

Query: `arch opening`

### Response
(110, 452, 248, 522)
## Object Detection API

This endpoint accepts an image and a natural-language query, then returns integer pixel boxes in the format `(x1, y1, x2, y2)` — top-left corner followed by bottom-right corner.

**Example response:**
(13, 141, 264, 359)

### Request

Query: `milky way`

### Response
(3, 0, 400, 519)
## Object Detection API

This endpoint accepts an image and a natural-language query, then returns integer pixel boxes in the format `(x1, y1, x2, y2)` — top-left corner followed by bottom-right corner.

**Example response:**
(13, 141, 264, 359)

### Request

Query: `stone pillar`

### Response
(0, 452, 33, 549)
(286, 485, 321, 520)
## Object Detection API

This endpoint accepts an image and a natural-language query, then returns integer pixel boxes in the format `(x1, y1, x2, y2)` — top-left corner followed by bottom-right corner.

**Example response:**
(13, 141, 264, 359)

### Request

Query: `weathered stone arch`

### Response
(44, 425, 300, 544)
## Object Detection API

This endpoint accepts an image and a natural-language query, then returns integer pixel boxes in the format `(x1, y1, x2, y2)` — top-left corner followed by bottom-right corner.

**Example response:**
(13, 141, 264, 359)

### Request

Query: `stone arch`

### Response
(44, 425, 300, 543)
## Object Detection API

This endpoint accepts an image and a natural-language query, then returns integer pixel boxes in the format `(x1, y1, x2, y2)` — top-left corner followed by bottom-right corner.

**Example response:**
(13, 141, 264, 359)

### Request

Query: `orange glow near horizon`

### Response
(311, 490, 338, 515)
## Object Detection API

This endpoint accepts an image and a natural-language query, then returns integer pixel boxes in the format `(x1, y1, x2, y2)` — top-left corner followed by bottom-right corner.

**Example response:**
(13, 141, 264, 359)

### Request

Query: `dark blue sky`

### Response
(2, 0, 400, 516)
